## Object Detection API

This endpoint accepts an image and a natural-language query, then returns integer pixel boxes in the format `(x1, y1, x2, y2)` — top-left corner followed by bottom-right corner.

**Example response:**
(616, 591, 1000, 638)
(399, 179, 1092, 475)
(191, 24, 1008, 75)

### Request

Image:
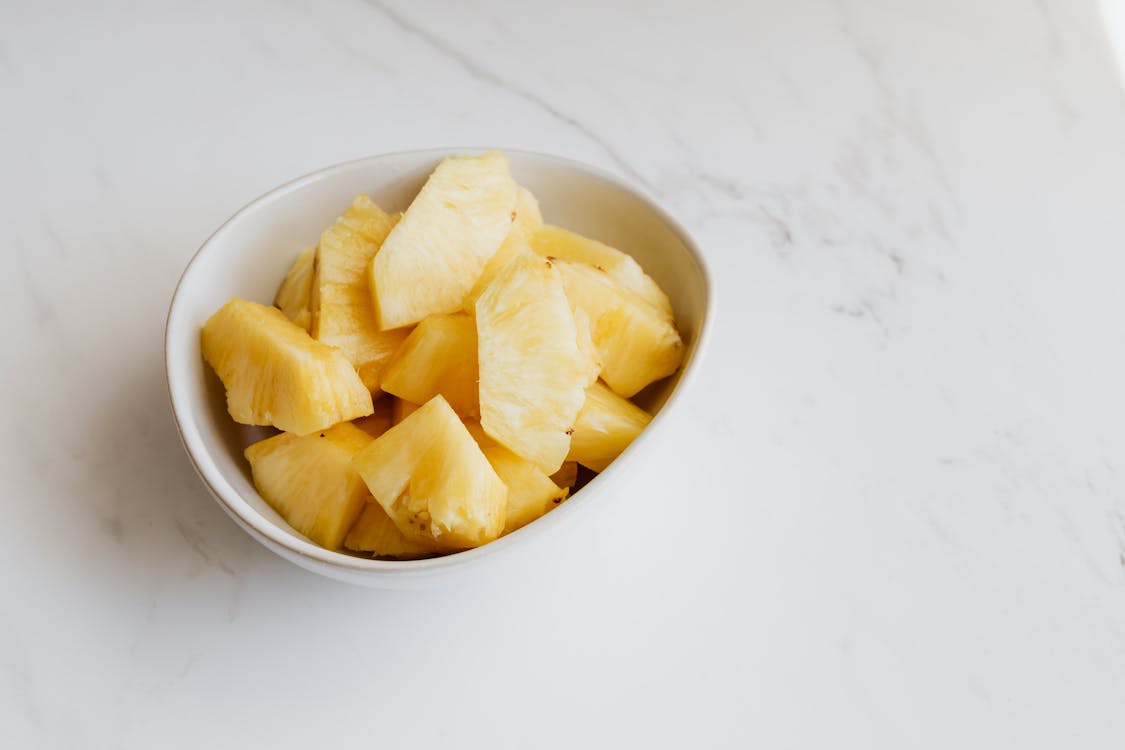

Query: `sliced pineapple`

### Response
(549, 461, 579, 489)
(556, 259, 683, 398)
(344, 502, 435, 559)
(392, 398, 420, 425)
(274, 246, 315, 331)
(370, 152, 518, 329)
(351, 396, 507, 551)
(567, 381, 652, 472)
(352, 396, 395, 438)
(310, 195, 408, 393)
(481, 443, 567, 534)
(463, 184, 544, 311)
(380, 313, 479, 418)
(201, 298, 373, 435)
(476, 249, 588, 474)
(530, 225, 673, 315)
(244, 422, 373, 549)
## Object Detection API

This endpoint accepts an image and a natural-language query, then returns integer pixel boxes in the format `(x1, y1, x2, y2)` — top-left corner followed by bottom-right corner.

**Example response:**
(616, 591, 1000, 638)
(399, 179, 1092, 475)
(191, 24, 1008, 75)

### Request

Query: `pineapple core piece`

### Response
(380, 313, 479, 418)
(345, 502, 434, 559)
(351, 396, 507, 551)
(370, 151, 518, 329)
(567, 381, 652, 472)
(476, 249, 588, 474)
(555, 259, 683, 398)
(310, 194, 408, 393)
(463, 184, 544, 310)
(274, 245, 315, 331)
(530, 225, 673, 315)
(244, 422, 374, 549)
(201, 298, 373, 435)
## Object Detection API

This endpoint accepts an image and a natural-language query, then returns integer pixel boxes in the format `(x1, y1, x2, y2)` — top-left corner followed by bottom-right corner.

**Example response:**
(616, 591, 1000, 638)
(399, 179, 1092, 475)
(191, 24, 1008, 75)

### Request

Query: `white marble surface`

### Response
(3, 0, 1125, 746)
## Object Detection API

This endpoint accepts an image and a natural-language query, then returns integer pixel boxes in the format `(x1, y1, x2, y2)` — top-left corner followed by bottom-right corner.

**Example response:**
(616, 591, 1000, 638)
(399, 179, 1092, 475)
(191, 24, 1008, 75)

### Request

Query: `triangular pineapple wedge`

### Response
(555, 259, 683, 398)
(201, 298, 373, 435)
(311, 194, 409, 393)
(344, 502, 435, 559)
(380, 313, 479, 418)
(351, 396, 507, 551)
(370, 152, 518, 329)
(476, 249, 588, 474)
(274, 246, 315, 331)
(530, 225, 673, 315)
(463, 185, 544, 311)
(244, 422, 374, 549)
(567, 381, 652, 472)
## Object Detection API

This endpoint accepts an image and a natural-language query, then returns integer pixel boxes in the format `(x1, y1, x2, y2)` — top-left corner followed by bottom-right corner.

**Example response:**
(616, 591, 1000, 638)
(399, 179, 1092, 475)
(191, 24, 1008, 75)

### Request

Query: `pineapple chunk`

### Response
(550, 461, 579, 489)
(392, 398, 420, 425)
(244, 422, 373, 549)
(481, 443, 568, 534)
(274, 246, 315, 331)
(310, 195, 408, 393)
(380, 313, 479, 418)
(463, 185, 544, 310)
(476, 249, 588, 474)
(344, 502, 435, 559)
(556, 259, 683, 398)
(352, 396, 395, 438)
(530, 225, 673, 315)
(567, 381, 652, 472)
(370, 152, 518, 329)
(351, 396, 507, 551)
(201, 298, 373, 435)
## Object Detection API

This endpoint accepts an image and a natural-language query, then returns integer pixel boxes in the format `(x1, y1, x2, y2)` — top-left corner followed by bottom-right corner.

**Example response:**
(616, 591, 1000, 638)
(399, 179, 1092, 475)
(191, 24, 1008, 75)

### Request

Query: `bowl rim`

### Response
(165, 146, 715, 577)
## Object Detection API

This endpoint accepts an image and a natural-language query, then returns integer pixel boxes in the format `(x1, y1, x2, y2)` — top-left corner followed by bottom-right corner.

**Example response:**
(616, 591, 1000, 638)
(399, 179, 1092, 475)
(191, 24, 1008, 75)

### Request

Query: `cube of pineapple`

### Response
(481, 443, 568, 534)
(274, 245, 315, 331)
(370, 152, 518, 329)
(462, 184, 544, 310)
(244, 422, 373, 549)
(476, 249, 588, 474)
(380, 313, 479, 418)
(311, 195, 409, 393)
(201, 298, 373, 435)
(556, 259, 683, 398)
(530, 225, 673, 315)
(567, 381, 652, 472)
(351, 396, 507, 551)
(344, 502, 435, 559)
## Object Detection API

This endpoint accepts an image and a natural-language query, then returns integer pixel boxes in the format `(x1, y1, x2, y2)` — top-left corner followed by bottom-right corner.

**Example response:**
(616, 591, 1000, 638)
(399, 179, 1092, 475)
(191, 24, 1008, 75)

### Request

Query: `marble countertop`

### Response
(4, 0, 1125, 746)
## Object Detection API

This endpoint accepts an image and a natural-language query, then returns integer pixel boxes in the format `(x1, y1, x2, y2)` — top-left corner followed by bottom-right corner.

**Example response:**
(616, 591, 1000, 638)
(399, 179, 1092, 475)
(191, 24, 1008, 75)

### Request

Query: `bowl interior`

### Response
(166, 149, 711, 577)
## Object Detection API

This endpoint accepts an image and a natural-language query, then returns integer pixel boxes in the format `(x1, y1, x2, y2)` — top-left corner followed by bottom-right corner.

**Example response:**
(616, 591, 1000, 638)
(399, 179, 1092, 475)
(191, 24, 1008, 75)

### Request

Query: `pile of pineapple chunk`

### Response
(201, 151, 683, 558)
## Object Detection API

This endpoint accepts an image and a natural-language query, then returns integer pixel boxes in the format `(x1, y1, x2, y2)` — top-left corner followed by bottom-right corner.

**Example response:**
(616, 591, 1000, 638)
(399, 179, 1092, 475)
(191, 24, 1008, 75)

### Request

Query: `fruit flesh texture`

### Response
(201, 298, 373, 435)
(380, 313, 479, 418)
(351, 396, 507, 551)
(555, 259, 683, 398)
(344, 502, 434, 559)
(244, 422, 373, 549)
(310, 195, 408, 393)
(274, 245, 315, 331)
(476, 249, 587, 474)
(530, 225, 673, 315)
(371, 151, 518, 330)
(567, 381, 652, 472)
(463, 184, 544, 310)
(481, 443, 568, 534)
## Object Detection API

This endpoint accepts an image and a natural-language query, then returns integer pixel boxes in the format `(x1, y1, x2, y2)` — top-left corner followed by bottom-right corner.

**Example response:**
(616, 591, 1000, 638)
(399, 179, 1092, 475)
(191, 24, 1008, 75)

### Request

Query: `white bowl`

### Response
(165, 148, 713, 587)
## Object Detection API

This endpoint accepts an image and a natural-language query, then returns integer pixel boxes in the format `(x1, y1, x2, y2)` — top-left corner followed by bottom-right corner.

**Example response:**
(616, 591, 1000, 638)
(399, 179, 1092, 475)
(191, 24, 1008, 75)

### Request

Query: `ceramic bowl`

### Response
(165, 148, 713, 587)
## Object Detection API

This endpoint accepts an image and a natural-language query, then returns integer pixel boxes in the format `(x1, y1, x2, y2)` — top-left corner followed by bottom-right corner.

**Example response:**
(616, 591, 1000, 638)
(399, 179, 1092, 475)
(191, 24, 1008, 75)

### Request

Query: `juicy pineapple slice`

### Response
(550, 461, 579, 489)
(463, 185, 544, 310)
(275, 246, 315, 331)
(481, 443, 568, 534)
(344, 502, 435, 559)
(201, 298, 373, 435)
(351, 396, 507, 551)
(311, 195, 408, 392)
(567, 381, 652, 472)
(352, 396, 395, 438)
(476, 249, 588, 474)
(380, 313, 479, 418)
(556, 259, 683, 398)
(244, 422, 373, 549)
(392, 398, 420, 425)
(370, 152, 518, 329)
(531, 225, 673, 315)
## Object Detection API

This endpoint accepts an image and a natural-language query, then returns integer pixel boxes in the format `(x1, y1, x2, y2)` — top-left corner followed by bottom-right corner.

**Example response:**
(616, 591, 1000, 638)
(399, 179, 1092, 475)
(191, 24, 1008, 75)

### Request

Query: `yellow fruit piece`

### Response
(481, 443, 567, 534)
(380, 313, 479, 418)
(351, 396, 507, 551)
(370, 152, 518, 329)
(556, 259, 683, 398)
(310, 195, 408, 393)
(201, 298, 373, 435)
(476, 249, 588, 474)
(344, 502, 435, 559)
(274, 246, 315, 331)
(572, 307, 602, 387)
(530, 225, 673, 315)
(392, 398, 420, 425)
(244, 422, 373, 549)
(463, 185, 543, 310)
(550, 461, 579, 489)
(352, 396, 395, 438)
(567, 381, 652, 472)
